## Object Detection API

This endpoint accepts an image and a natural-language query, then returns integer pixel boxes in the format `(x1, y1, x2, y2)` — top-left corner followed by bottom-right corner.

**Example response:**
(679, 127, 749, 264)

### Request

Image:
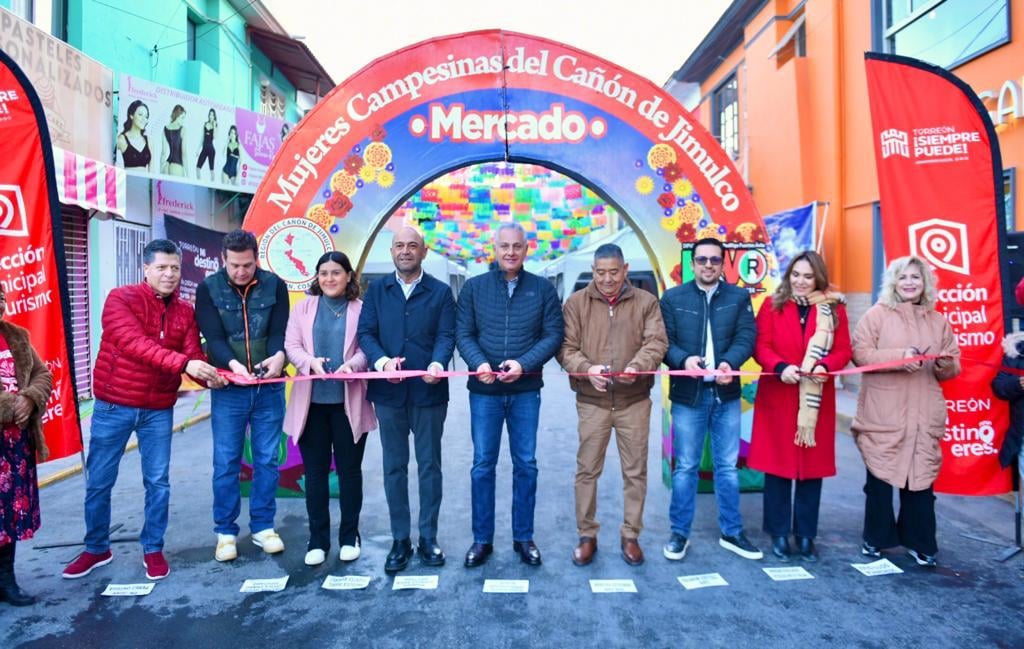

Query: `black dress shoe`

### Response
(771, 536, 792, 562)
(796, 536, 818, 562)
(384, 538, 414, 574)
(417, 537, 446, 567)
(464, 542, 493, 568)
(513, 540, 542, 566)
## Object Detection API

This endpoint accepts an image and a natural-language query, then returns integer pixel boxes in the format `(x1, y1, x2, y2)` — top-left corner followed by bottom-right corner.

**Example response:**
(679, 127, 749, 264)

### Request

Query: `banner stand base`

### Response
(31, 523, 137, 552)
(958, 532, 1022, 562)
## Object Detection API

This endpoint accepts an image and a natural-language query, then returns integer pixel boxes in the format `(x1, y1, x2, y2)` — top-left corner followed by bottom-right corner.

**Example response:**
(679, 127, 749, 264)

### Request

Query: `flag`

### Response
(865, 52, 1010, 495)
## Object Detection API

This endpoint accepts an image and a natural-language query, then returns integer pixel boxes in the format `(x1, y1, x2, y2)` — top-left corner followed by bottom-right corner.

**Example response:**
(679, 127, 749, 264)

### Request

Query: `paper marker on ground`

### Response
(101, 583, 156, 597)
(239, 576, 289, 593)
(392, 575, 439, 590)
(483, 579, 530, 593)
(589, 579, 638, 593)
(677, 573, 729, 590)
(851, 559, 904, 576)
(322, 575, 372, 590)
(763, 566, 815, 581)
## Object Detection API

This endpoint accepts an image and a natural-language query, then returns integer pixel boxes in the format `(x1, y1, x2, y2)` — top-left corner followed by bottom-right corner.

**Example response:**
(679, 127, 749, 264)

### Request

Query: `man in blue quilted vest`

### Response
(194, 229, 290, 563)
(456, 223, 564, 568)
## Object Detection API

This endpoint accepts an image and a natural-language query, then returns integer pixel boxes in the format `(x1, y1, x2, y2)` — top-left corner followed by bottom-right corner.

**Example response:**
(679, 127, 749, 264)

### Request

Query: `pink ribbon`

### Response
(217, 354, 945, 385)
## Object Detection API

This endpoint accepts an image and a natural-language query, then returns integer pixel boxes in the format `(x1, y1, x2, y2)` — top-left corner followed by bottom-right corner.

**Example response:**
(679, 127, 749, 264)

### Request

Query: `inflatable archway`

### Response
(243, 31, 776, 490)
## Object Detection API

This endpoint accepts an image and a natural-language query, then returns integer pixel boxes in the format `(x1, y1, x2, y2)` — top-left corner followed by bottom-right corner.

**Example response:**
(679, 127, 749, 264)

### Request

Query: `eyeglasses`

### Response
(693, 256, 723, 267)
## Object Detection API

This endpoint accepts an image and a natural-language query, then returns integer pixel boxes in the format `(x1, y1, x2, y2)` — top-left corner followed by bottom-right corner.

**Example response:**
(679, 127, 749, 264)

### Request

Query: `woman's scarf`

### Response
(793, 291, 840, 448)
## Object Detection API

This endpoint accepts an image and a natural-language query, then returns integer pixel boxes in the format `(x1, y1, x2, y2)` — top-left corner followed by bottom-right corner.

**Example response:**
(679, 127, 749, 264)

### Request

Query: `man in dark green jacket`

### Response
(456, 223, 563, 568)
(659, 237, 760, 562)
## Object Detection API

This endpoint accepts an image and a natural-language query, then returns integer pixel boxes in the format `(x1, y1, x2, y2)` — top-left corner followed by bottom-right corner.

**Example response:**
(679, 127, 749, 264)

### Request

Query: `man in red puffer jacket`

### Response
(62, 239, 224, 582)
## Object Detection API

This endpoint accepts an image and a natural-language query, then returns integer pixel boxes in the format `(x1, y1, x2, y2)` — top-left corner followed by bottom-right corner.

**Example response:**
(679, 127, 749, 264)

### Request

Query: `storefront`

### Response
(665, 0, 1023, 371)
(0, 6, 122, 397)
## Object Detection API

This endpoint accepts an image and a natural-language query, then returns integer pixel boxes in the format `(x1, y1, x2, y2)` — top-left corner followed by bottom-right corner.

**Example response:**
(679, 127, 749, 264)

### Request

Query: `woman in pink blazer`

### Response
(284, 251, 377, 567)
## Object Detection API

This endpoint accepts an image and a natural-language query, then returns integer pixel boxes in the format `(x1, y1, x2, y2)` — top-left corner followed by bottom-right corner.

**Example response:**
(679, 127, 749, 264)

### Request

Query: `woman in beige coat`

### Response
(851, 255, 959, 567)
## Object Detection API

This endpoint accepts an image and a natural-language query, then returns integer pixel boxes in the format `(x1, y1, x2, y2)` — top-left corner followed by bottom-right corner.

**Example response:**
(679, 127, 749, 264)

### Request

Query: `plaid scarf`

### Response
(793, 291, 840, 448)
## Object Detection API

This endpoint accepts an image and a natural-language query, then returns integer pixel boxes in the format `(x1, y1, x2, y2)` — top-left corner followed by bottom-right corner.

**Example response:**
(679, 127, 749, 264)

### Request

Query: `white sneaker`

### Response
(215, 534, 237, 562)
(339, 539, 360, 562)
(252, 529, 285, 554)
(304, 548, 326, 566)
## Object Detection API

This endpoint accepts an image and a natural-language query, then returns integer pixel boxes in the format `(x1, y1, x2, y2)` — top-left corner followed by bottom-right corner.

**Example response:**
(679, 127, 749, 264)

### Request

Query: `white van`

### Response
(357, 233, 468, 299)
(539, 228, 658, 302)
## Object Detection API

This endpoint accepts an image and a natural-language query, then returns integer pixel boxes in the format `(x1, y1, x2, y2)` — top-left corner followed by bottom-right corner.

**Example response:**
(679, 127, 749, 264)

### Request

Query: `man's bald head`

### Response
(391, 225, 428, 279)
(393, 225, 425, 247)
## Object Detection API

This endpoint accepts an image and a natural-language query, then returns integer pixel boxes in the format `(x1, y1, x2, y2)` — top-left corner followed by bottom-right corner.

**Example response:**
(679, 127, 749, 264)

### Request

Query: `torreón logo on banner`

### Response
(880, 128, 909, 159)
(908, 218, 970, 275)
(880, 124, 982, 165)
(0, 185, 28, 236)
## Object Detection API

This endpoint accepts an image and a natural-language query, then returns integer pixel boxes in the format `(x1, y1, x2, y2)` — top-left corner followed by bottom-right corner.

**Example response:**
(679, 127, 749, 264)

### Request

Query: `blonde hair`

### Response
(876, 255, 937, 308)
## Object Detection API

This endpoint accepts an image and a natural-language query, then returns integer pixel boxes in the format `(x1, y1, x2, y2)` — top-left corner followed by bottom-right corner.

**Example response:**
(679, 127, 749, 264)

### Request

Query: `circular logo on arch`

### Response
(737, 249, 768, 286)
(258, 218, 334, 291)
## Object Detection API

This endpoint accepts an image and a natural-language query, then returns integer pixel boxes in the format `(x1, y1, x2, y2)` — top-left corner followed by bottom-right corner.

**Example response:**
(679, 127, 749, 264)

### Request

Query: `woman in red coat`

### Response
(749, 251, 851, 562)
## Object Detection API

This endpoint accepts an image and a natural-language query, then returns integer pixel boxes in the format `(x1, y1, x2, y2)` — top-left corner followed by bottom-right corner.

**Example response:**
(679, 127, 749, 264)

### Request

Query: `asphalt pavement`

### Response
(3, 369, 1023, 648)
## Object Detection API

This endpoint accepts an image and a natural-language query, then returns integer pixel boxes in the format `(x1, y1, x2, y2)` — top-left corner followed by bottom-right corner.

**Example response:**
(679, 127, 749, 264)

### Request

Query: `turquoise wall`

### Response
(67, 0, 301, 120)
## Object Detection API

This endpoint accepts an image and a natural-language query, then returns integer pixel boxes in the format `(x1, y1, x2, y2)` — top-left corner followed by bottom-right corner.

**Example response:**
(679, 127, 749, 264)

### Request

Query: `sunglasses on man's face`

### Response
(693, 256, 723, 267)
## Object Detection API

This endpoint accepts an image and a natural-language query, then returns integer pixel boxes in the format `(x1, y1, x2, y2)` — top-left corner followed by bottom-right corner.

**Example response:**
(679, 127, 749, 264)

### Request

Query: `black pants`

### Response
(863, 469, 937, 555)
(298, 403, 367, 550)
(762, 473, 823, 539)
(376, 403, 447, 541)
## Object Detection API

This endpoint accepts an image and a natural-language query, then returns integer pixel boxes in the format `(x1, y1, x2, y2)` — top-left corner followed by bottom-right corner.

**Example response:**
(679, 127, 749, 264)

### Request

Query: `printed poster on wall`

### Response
(115, 74, 293, 193)
(0, 7, 114, 162)
(162, 215, 223, 305)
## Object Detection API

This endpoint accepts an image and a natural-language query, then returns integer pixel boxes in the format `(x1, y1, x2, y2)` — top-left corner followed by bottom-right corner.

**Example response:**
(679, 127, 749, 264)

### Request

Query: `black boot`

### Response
(0, 542, 35, 606)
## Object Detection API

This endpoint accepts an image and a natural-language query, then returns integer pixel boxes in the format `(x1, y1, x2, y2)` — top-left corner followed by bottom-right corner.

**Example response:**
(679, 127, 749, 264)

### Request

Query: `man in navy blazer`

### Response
(357, 226, 457, 573)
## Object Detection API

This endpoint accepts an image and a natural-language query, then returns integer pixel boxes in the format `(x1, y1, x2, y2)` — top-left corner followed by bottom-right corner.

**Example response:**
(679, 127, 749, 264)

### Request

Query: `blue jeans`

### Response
(83, 399, 173, 554)
(469, 391, 541, 543)
(669, 389, 743, 537)
(211, 383, 285, 536)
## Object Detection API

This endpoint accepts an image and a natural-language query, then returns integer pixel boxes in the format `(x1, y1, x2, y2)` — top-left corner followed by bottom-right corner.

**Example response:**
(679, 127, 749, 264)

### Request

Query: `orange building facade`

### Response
(666, 0, 1024, 370)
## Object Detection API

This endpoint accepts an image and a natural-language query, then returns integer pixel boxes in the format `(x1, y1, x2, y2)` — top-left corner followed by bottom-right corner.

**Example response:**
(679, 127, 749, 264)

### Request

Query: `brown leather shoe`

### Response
(572, 536, 597, 566)
(621, 537, 644, 566)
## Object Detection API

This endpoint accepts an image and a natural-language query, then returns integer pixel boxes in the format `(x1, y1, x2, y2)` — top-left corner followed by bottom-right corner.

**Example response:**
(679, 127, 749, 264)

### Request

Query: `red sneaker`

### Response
(143, 551, 170, 580)
(62, 550, 113, 579)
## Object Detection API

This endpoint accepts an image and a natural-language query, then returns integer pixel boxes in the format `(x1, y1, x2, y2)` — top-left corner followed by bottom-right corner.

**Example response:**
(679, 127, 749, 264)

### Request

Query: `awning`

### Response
(52, 146, 126, 217)
(247, 26, 335, 96)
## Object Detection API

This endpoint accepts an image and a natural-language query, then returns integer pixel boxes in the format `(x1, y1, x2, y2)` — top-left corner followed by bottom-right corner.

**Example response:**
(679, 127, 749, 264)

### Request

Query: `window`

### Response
(61, 207, 91, 398)
(712, 75, 739, 159)
(260, 85, 286, 118)
(10, 0, 33, 22)
(883, 0, 1010, 69)
(771, 13, 807, 67)
(1006, 168, 1017, 231)
(187, 17, 198, 61)
(115, 222, 148, 288)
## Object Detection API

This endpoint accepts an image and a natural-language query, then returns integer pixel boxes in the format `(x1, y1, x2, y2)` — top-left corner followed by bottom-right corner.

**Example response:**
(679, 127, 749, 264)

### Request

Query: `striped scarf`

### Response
(794, 291, 840, 447)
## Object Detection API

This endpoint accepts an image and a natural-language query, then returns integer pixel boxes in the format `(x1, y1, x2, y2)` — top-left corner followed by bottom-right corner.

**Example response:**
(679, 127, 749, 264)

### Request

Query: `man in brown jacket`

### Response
(557, 243, 668, 566)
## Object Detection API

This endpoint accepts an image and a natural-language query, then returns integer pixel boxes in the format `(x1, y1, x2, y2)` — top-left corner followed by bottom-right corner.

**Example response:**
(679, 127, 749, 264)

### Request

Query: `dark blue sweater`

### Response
(456, 269, 564, 395)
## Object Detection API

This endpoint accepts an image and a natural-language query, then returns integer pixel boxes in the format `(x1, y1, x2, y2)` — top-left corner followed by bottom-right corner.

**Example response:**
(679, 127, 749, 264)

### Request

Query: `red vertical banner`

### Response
(865, 53, 1010, 495)
(0, 51, 82, 460)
